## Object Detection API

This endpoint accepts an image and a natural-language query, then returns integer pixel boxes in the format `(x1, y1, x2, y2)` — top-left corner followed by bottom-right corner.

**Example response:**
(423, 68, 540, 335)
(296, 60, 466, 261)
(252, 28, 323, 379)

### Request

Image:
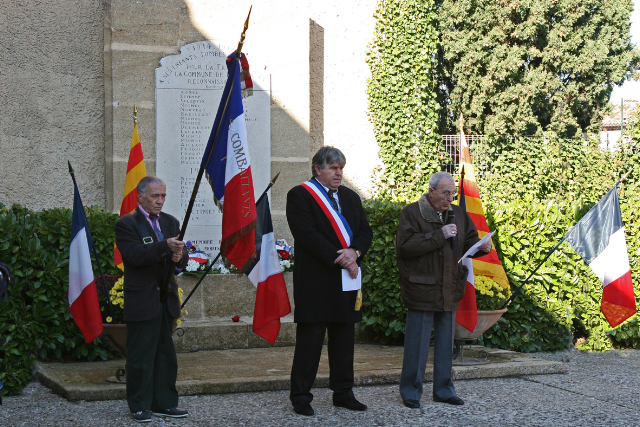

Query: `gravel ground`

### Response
(2, 349, 639, 427)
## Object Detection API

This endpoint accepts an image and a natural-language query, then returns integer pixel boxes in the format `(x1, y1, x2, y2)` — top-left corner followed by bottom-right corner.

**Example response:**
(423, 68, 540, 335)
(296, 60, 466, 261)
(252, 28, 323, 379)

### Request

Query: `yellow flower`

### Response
(176, 319, 182, 325)
(119, 303, 124, 309)
(106, 316, 113, 323)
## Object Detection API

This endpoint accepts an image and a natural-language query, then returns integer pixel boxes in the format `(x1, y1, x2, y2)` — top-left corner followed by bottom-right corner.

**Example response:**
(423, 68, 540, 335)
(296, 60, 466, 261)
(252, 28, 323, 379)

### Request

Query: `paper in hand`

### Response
(342, 266, 362, 291)
(458, 230, 495, 263)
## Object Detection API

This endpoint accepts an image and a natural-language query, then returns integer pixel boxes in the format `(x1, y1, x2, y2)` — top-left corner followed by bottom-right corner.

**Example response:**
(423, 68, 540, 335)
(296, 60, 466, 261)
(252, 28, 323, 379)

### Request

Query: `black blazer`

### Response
(286, 181, 373, 324)
(115, 207, 188, 322)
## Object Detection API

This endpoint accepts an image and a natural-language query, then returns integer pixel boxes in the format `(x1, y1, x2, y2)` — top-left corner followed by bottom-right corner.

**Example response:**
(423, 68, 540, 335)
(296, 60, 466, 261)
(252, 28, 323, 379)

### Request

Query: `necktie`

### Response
(328, 190, 340, 213)
(148, 214, 164, 241)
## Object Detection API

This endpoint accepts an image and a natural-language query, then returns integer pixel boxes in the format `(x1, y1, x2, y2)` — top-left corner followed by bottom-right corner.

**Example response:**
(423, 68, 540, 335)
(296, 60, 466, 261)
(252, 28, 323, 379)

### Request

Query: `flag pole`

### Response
(500, 238, 565, 309)
(619, 168, 632, 185)
(178, 6, 252, 242)
(502, 169, 633, 309)
(180, 171, 280, 309)
(68, 161, 114, 319)
(162, 7, 253, 297)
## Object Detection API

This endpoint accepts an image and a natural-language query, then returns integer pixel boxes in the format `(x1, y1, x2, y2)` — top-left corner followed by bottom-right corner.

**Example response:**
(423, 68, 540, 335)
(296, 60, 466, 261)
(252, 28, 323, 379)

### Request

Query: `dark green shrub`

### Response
(0, 204, 120, 396)
(361, 199, 405, 343)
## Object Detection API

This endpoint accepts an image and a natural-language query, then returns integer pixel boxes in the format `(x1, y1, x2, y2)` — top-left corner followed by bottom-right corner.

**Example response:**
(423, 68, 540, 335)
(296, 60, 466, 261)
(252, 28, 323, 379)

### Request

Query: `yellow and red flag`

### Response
(113, 115, 147, 270)
(456, 119, 509, 330)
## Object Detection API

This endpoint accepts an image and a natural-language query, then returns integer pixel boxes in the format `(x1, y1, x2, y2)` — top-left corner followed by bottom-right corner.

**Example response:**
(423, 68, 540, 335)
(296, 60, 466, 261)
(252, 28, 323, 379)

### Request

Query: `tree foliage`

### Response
(366, 0, 445, 202)
(437, 0, 640, 136)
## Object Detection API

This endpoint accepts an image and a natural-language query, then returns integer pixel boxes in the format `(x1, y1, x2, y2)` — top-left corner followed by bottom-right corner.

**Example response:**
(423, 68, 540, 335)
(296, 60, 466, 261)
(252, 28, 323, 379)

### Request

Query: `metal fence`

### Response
(440, 134, 491, 178)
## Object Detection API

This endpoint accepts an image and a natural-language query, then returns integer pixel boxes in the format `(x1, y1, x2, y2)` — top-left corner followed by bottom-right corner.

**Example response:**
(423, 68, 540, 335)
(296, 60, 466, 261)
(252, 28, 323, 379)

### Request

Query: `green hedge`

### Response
(0, 204, 120, 396)
(361, 190, 640, 351)
(361, 200, 405, 343)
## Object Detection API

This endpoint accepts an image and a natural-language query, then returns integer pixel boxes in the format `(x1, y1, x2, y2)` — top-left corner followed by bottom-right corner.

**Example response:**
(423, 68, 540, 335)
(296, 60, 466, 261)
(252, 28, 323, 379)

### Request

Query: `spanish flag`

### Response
(113, 113, 147, 270)
(456, 117, 509, 330)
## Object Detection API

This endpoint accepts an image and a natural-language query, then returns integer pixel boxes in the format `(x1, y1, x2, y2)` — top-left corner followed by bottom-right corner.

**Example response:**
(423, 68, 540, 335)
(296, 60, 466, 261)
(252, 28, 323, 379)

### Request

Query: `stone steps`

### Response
(173, 272, 296, 351)
(172, 272, 371, 351)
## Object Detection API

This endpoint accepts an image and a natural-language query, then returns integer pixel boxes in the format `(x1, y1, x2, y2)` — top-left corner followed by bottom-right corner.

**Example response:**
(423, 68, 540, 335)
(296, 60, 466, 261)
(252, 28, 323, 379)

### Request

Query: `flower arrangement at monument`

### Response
(97, 273, 187, 324)
(276, 239, 294, 273)
(175, 239, 295, 275)
(474, 275, 511, 311)
(177, 240, 212, 277)
(96, 273, 125, 324)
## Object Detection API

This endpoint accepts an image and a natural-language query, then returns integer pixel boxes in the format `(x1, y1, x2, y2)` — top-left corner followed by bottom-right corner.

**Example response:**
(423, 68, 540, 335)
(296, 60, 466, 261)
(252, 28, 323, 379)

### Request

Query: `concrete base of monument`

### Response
(172, 316, 297, 351)
(172, 316, 375, 352)
(35, 344, 566, 402)
(174, 272, 375, 351)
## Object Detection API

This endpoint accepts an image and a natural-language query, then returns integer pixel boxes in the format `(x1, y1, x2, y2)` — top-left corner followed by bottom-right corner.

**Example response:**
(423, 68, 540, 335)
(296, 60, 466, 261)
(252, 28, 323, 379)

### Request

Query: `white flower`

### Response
(279, 260, 291, 272)
(218, 265, 230, 275)
(185, 259, 199, 272)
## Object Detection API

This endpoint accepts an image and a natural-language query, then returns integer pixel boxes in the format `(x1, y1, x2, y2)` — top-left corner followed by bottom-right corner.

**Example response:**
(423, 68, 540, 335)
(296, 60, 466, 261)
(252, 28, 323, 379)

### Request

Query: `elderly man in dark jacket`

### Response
(115, 176, 189, 423)
(397, 172, 491, 409)
(286, 146, 373, 417)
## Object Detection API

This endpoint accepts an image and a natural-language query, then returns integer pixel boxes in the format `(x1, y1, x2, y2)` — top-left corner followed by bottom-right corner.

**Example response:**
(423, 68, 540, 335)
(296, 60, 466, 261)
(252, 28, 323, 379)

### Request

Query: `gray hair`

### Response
(311, 146, 346, 177)
(137, 176, 166, 196)
(429, 172, 454, 190)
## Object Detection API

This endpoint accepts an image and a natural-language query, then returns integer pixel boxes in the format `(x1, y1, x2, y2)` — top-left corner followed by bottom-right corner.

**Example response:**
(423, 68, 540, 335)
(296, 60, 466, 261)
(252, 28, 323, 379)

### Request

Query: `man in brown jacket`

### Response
(397, 172, 491, 409)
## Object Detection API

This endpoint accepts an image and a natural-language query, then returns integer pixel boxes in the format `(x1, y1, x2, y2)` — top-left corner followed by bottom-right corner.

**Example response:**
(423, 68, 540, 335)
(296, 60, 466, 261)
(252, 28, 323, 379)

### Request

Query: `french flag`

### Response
(201, 51, 257, 271)
(565, 184, 636, 327)
(245, 193, 291, 344)
(68, 180, 103, 343)
(456, 178, 478, 331)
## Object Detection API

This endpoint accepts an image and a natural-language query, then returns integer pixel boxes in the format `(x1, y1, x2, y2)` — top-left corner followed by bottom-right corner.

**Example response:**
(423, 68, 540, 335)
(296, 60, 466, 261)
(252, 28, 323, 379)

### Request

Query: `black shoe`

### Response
(293, 402, 314, 416)
(151, 407, 189, 418)
(434, 396, 464, 406)
(333, 397, 367, 411)
(403, 399, 420, 409)
(132, 410, 151, 423)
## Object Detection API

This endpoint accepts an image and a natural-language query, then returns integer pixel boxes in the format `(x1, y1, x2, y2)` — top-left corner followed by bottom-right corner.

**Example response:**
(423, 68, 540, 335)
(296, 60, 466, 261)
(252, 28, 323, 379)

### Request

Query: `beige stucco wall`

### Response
(0, 0, 106, 210)
(0, 0, 380, 240)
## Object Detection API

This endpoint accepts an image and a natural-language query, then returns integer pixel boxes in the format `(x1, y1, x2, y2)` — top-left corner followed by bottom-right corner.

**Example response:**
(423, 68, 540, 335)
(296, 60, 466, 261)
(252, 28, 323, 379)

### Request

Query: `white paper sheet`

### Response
(342, 266, 362, 291)
(458, 230, 496, 263)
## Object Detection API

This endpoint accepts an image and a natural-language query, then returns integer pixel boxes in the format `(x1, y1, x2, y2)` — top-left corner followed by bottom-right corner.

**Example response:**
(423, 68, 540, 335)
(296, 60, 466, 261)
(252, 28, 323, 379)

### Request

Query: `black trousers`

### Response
(125, 302, 179, 413)
(290, 322, 355, 404)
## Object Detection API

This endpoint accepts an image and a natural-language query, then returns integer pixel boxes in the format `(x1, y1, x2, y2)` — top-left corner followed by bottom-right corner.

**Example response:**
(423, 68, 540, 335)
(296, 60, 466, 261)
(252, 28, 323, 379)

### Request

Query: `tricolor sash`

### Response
(301, 179, 353, 249)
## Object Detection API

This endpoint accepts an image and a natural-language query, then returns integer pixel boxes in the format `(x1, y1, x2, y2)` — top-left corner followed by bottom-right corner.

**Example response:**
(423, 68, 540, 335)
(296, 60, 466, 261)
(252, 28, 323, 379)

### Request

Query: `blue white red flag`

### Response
(564, 184, 636, 327)
(68, 180, 103, 343)
(245, 194, 291, 344)
(201, 52, 257, 271)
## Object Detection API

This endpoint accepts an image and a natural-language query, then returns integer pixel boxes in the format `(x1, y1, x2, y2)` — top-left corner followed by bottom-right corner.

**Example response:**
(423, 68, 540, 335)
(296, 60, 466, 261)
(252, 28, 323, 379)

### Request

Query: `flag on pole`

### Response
(113, 117, 147, 270)
(564, 185, 636, 327)
(201, 52, 257, 271)
(69, 180, 103, 343)
(456, 178, 478, 331)
(245, 194, 291, 344)
(455, 118, 509, 331)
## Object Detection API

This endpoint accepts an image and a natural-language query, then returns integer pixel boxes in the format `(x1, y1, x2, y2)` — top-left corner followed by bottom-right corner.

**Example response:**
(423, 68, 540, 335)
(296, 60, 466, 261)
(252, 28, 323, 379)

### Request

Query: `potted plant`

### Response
(455, 275, 511, 340)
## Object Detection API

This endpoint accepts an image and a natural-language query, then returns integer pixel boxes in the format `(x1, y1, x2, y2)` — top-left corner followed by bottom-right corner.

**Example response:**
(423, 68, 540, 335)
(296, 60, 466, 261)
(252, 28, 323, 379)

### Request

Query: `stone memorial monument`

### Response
(156, 41, 270, 257)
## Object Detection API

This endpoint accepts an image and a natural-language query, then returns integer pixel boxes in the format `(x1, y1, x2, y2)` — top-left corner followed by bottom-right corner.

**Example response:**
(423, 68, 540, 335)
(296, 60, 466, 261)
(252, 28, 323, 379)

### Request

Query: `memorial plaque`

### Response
(156, 41, 270, 257)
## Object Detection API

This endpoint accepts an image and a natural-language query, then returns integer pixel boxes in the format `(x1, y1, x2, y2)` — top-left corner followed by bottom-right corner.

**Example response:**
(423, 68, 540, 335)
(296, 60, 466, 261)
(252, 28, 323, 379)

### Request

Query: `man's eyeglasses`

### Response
(433, 188, 458, 199)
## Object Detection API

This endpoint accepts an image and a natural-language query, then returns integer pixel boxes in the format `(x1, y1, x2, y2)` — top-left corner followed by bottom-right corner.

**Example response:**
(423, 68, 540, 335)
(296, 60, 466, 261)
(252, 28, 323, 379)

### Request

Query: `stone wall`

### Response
(0, 0, 106, 209)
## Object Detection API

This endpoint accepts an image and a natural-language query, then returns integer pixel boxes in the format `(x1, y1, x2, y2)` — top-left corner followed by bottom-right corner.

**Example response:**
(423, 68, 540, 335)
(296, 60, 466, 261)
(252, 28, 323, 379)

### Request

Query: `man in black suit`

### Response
(286, 146, 373, 416)
(115, 176, 189, 423)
